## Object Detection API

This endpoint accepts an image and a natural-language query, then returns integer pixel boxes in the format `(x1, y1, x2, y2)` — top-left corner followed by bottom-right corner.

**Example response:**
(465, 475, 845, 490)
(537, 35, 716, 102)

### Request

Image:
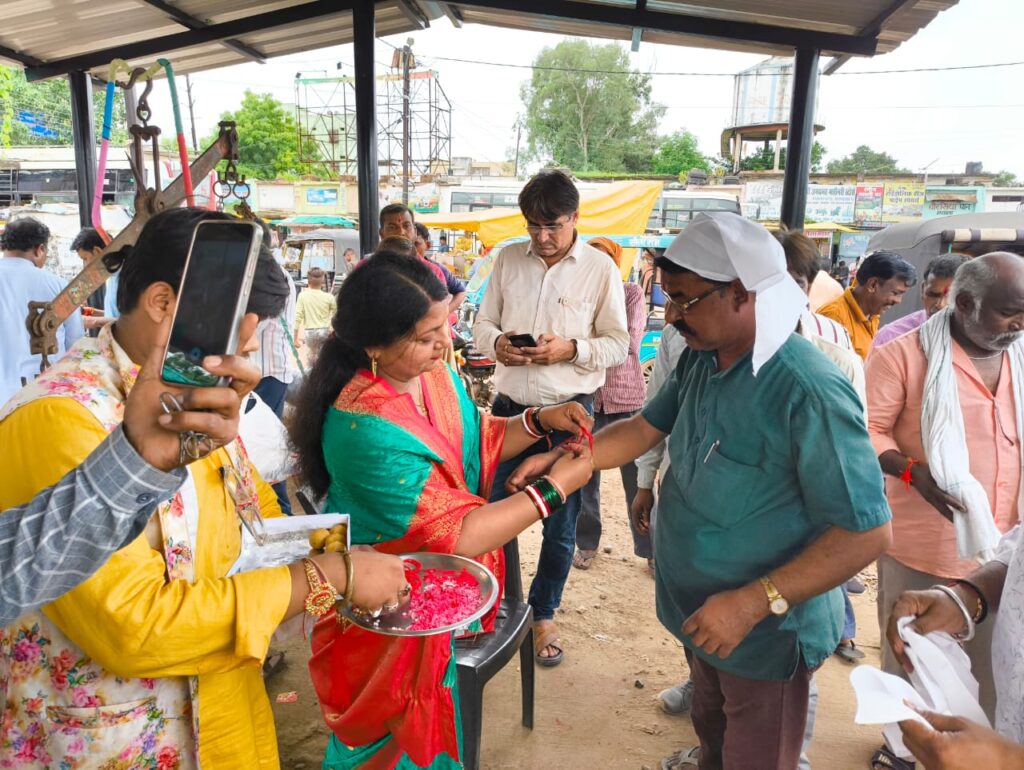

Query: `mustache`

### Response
(990, 332, 1022, 347)
(672, 319, 696, 336)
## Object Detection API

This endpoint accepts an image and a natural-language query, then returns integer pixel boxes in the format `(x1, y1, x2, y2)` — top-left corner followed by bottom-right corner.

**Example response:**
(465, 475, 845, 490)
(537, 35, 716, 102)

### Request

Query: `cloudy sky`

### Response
(144, 0, 1024, 179)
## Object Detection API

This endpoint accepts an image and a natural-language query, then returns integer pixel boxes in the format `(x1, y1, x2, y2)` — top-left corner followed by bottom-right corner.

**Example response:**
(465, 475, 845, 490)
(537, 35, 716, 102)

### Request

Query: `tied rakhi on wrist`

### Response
(559, 424, 594, 453)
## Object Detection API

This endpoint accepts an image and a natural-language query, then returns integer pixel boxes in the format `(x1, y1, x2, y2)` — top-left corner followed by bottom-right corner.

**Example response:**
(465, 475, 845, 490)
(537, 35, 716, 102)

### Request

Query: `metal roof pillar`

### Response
(353, 0, 380, 256)
(780, 47, 819, 229)
(68, 71, 97, 229)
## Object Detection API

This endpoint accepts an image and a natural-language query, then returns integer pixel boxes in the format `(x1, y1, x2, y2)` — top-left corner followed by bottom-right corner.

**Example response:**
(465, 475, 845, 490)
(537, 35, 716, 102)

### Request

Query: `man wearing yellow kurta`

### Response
(0, 208, 409, 769)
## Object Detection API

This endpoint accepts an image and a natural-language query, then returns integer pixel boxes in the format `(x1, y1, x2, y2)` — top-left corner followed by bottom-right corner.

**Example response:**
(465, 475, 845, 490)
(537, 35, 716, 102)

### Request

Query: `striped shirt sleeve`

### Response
(0, 426, 185, 625)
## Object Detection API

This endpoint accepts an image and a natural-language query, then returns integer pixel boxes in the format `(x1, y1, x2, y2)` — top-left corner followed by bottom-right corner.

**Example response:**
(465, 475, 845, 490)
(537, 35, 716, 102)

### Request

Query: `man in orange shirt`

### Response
(865, 252, 1024, 769)
(817, 251, 917, 359)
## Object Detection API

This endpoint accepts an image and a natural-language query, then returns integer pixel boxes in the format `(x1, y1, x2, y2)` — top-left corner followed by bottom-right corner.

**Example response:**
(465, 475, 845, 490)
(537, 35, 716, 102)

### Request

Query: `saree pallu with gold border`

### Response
(309, 363, 508, 770)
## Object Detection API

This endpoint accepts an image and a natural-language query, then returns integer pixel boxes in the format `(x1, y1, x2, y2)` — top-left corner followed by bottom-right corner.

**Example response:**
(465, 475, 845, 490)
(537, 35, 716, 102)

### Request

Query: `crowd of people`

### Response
(0, 168, 1022, 770)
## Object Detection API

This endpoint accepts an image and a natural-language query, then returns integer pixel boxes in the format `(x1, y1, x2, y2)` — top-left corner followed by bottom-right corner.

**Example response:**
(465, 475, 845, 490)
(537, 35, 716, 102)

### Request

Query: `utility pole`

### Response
(401, 40, 413, 205)
(185, 74, 198, 153)
(513, 117, 523, 177)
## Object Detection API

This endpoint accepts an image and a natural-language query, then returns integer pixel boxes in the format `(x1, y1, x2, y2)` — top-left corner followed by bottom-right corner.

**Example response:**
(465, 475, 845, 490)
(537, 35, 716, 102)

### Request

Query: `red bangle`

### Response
(899, 457, 918, 490)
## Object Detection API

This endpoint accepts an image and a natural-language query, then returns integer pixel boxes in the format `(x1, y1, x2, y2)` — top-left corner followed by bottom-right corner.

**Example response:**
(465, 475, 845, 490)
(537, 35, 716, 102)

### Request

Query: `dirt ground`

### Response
(270, 476, 883, 770)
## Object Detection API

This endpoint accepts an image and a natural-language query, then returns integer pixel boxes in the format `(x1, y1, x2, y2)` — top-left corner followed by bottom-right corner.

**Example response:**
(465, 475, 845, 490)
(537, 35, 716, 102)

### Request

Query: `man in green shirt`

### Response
(510, 213, 892, 770)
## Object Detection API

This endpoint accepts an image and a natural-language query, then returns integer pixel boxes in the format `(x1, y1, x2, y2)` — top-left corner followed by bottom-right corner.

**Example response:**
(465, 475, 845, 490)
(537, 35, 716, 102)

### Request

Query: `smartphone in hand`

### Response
(507, 333, 538, 348)
(161, 220, 263, 387)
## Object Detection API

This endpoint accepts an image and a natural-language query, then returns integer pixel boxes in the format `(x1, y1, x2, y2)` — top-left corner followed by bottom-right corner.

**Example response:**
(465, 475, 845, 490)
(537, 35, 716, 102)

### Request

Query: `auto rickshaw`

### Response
(284, 227, 360, 293)
(867, 212, 1024, 322)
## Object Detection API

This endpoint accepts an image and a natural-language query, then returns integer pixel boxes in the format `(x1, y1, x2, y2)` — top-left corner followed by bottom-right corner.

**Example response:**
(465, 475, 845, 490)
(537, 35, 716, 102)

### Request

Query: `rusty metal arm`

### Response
(26, 122, 239, 363)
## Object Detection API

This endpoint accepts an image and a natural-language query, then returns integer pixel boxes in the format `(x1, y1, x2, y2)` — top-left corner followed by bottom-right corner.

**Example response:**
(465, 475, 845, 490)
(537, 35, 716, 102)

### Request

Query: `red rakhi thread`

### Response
(900, 457, 918, 490)
(580, 425, 594, 452)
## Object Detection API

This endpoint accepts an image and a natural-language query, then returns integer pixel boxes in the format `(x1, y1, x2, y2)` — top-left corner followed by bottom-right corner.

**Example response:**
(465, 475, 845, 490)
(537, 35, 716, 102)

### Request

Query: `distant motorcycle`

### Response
(453, 305, 496, 408)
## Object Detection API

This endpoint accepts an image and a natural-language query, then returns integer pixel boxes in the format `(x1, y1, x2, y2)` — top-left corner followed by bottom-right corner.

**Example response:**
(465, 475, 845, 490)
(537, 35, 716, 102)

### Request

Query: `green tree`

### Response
(739, 141, 825, 173)
(993, 170, 1019, 187)
(652, 130, 710, 176)
(0, 67, 13, 148)
(520, 40, 664, 173)
(826, 144, 907, 174)
(0, 65, 128, 148)
(203, 91, 308, 180)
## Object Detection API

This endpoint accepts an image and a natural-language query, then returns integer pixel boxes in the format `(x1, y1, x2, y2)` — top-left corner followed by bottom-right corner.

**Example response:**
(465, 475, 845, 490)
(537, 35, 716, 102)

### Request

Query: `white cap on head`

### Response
(663, 212, 806, 374)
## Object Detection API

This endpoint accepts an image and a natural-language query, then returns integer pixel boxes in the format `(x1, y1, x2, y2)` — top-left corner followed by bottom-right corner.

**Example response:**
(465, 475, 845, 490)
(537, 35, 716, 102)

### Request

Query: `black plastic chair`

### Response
(454, 538, 534, 770)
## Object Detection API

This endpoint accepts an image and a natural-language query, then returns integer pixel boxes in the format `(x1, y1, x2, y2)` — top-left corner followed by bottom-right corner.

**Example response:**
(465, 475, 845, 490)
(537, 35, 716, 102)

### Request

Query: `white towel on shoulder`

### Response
(918, 308, 1024, 562)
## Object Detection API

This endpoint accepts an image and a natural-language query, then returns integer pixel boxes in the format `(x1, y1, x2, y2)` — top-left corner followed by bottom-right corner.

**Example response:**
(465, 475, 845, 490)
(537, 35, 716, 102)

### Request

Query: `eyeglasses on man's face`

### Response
(525, 217, 572, 235)
(664, 283, 727, 314)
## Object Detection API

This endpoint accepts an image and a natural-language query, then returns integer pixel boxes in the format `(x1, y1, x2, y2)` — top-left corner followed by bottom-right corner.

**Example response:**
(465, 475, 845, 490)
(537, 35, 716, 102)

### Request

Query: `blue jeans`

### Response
(489, 393, 592, 621)
(841, 584, 856, 640)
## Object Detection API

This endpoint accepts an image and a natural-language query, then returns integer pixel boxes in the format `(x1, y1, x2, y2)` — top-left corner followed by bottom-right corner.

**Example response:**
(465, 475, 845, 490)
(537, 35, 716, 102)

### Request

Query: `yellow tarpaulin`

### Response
(417, 180, 664, 247)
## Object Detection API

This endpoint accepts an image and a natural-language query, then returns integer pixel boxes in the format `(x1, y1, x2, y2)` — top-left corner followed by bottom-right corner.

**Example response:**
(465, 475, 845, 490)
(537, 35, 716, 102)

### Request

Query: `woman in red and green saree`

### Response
(290, 252, 594, 770)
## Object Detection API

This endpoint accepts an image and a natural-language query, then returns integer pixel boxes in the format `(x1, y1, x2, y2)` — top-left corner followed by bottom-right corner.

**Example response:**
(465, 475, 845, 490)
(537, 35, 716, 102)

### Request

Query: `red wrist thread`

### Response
(900, 457, 918, 490)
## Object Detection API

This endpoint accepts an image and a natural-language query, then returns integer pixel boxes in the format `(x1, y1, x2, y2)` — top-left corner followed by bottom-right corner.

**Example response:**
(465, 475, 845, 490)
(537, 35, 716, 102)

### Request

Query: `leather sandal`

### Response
(835, 640, 866, 662)
(533, 619, 564, 667)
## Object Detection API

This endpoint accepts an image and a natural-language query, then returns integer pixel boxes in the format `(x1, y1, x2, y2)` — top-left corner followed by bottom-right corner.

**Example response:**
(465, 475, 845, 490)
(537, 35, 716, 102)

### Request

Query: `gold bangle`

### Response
(302, 558, 338, 618)
(342, 550, 355, 609)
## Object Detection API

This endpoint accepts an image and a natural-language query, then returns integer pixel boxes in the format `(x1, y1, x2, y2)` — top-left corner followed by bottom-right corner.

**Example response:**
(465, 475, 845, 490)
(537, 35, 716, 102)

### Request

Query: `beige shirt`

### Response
(473, 236, 628, 406)
(295, 288, 336, 331)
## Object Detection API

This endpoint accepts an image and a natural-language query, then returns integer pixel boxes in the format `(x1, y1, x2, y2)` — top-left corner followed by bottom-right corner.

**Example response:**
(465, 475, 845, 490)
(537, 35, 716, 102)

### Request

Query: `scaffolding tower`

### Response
(294, 65, 452, 190)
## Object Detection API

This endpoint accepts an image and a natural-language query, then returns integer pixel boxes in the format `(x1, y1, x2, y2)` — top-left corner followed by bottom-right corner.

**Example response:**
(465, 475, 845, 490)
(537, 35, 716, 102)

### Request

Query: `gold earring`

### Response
(371, 357, 378, 377)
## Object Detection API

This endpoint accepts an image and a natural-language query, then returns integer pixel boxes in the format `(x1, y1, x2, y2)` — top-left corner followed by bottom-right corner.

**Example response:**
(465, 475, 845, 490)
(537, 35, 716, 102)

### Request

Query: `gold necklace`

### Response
(414, 379, 429, 418)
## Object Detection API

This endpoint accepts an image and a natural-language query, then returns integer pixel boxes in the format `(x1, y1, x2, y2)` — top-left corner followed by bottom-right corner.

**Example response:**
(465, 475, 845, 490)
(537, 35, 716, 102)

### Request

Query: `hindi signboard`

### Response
(306, 187, 339, 206)
(882, 182, 925, 222)
(745, 181, 784, 221)
(805, 185, 857, 222)
(854, 185, 884, 224)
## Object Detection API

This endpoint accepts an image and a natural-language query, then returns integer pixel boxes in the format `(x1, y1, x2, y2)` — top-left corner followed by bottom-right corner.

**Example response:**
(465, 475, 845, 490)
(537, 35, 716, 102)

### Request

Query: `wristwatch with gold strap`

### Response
(759, 575, 790, 616)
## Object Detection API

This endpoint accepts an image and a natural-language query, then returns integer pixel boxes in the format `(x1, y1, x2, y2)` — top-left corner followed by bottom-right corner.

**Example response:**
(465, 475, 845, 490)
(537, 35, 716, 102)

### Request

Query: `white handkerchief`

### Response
(850, 666, 930, 726)
(849, 616, 988, 760)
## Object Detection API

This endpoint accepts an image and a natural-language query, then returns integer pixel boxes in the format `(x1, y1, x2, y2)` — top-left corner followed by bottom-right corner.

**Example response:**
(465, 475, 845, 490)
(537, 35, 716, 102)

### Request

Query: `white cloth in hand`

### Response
(850, 617, 988, 760)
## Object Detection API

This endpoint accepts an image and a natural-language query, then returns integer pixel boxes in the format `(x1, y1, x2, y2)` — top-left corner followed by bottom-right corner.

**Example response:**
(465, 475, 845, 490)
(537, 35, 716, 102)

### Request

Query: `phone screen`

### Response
(508, 333, 537, 348)
(162, 222, 259, 387)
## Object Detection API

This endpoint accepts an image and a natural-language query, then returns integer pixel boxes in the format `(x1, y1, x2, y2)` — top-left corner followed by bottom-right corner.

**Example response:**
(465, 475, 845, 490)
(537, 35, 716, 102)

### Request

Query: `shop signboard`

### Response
(839, 232, 872, 259)
(306, 187, 339, 206)
(882, 182, 925, 221)
(744, 181, 784, 221)
(745, 182, 856, 223)
(854, 185, 884, 224)
(409, 184, 440, 214)
(923, 186, 984, 219)
(805, 185, 856, 222)
(384, 183, 441, 214)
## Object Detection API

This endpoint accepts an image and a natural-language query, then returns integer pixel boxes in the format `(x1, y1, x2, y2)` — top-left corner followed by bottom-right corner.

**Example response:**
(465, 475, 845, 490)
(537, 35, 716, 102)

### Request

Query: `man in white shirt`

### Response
(474, 169, 628, 667)
(251, 256, 298, 513)
(0, 217, 84, 404)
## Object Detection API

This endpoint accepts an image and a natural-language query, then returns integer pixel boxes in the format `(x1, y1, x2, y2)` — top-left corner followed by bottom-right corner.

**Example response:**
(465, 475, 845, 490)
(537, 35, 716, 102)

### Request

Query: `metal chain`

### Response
(214, 155, 256, 220)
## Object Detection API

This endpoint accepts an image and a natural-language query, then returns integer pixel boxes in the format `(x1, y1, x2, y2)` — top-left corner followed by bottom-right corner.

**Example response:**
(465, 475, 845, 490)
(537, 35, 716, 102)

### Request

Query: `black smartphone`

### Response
(161, 220, 263, 387)
(508, 333, 538, 348)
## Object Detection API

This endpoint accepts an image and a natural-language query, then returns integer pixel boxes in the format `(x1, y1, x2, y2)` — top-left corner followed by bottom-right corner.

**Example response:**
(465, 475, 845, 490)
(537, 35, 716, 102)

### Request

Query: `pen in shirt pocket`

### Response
(703, 439, 721, 464)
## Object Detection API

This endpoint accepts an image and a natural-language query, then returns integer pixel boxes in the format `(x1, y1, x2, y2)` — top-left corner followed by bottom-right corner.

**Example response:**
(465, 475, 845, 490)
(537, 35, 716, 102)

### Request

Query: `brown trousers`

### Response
(691, 653, 811, 770)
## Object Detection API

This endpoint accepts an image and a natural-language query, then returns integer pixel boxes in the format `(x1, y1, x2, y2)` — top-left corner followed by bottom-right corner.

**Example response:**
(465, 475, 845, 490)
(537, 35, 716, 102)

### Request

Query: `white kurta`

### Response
(992, 524, 1024, 740)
